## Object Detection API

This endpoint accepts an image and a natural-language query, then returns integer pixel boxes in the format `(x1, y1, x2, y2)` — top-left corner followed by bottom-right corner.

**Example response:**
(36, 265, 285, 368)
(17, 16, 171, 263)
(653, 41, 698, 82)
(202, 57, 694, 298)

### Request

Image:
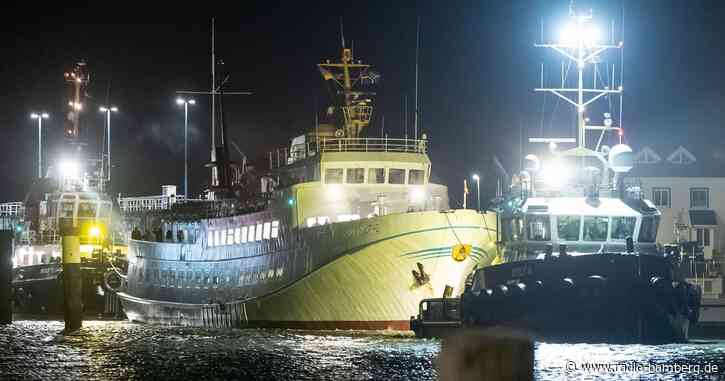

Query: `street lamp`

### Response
(471, 174, 480, 211)
(176, 98, 196, 199)
(30, 112, 49, 179)
(99, 106, 118, 184)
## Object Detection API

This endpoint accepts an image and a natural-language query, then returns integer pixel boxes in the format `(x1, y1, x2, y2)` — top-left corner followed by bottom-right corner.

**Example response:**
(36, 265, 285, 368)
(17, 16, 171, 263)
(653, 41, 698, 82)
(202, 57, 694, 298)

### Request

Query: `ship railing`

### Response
(269, 137, 428, 169)
(0, 202, 24, 217)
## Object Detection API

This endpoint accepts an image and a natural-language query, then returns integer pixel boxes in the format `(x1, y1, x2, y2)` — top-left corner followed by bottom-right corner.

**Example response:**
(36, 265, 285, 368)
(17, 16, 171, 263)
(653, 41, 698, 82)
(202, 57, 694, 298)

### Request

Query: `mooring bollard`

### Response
(0, 230, 13, 324)
(62, 231, 82, 333)
(437, 327, 534, 381)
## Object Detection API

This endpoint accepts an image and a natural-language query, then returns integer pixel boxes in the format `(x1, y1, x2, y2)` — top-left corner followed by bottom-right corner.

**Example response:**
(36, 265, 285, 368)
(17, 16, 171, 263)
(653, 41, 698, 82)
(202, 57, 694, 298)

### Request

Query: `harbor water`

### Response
(1, 320, 724, 380)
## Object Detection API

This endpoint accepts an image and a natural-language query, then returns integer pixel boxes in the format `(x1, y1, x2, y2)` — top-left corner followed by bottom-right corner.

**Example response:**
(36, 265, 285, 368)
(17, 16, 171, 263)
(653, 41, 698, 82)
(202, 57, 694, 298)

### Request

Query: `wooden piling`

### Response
(0, 230, 13, 324)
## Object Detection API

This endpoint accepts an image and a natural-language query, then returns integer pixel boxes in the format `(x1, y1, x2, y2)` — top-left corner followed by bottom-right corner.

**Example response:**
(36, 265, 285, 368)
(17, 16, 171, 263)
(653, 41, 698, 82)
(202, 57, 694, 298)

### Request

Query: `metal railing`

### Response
(0, 202, 24, 217)
(270, 137, 428, 169)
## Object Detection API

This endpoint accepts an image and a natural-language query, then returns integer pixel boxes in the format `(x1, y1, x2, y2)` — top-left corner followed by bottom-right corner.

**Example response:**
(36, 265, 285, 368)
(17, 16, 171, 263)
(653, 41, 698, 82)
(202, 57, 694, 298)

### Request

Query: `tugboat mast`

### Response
(534, 6, 623, 154)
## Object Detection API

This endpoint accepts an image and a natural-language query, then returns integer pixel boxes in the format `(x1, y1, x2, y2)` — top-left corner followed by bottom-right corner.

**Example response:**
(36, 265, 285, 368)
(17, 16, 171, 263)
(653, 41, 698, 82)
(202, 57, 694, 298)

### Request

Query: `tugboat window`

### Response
(638, 216, 659, 243)
(389, 168, 405, 184)
(248, 225, 255, 242)
(368, 168, 385, 184)
(583, 216, 609, 242)
(271, 221, 280, 238)
(78, 202, 96, 218)
(346, 168, 365, 184)
(526, 215, 550, 241)
(557, 216, 581, 241)
(611, 217, 636, 240)
(409, 169, 425, 185)
(241, 226, 248, 243)
(325, 168, 343, 184)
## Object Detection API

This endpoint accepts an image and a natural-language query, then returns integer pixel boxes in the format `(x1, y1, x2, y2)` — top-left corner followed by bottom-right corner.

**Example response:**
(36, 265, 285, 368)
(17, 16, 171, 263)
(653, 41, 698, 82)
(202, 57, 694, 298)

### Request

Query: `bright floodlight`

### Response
(41, 113, 49, 119)
(99, 106, 108, 112)
(59, 159, 80, 178)
(188, 99, 196, 105)
(110, 107, 118, 112)
(541, 160, 570, 188)
(30, 113, 38, 119)
(585, 26, 600, 45)
(409, 187, 426, 203)
(472, 174, 479, 181)
(560, 23, 577, 44)
(176, 98, 185, 105)
(89, 226, 101, 238)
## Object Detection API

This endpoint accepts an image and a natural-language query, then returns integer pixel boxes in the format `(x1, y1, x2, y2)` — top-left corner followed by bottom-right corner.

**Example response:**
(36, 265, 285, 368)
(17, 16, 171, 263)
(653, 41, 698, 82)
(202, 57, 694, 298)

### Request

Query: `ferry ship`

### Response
(116, 26, 497, 330)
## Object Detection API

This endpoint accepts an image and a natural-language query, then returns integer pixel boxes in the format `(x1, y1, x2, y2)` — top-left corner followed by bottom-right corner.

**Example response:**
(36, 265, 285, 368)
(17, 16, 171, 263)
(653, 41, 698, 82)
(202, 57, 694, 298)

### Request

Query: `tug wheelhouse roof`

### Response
(522, 197, 654, 217)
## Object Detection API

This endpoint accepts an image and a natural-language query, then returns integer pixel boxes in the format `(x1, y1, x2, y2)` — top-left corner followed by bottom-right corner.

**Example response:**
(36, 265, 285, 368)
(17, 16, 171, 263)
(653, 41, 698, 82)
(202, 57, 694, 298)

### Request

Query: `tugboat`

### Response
(11, 61, 126, 317)
(412, 6, 701, 344)
(115, 23, 497, 330)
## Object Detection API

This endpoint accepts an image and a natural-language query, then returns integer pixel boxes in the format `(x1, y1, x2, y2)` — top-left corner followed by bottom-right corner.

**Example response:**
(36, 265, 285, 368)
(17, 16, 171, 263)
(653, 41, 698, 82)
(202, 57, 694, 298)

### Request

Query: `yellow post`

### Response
(62, 233, 82, 333)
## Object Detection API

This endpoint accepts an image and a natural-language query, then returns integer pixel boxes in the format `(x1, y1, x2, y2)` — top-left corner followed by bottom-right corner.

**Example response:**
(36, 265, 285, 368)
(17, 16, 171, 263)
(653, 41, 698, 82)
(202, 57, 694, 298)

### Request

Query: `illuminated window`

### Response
(526, 215, 550, 241)
(583, 216, 609, 242)
(214, 230, 221, 246)
(337, 214, 360, 222)
(247, 225, 255, 242)
(317, 216, 329, 225)
(255, 223, 263, 241)
(234, 228, 241, 244)
(389, 168, 405, 184)
(409, 169, 425, 185)
(325, 168, 343, 184)
(368, 168, 385, 184)
(306, 217, 317, 227)
(263, 222, 271, 239)
(556, 215, 580, 241)
(227, 229, 234, 244)
(241, 226, 248, 243)
(346, 168, 365, 184)
(611, 217, 636, 240)
(271, 221, 280, 238)
(208, 230, 214, 247)
(220, 229, 227, 245)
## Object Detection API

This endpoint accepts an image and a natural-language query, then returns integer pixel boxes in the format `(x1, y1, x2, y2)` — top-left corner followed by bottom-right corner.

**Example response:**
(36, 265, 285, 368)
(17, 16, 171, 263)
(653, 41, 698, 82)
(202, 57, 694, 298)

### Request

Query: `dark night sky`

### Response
(2, 1, 725, 206)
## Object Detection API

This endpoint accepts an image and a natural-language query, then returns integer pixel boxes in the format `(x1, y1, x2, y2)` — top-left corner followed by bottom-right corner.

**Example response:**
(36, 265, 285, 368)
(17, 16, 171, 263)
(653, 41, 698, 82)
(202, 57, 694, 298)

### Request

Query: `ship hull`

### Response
(118, 209, 497, 330)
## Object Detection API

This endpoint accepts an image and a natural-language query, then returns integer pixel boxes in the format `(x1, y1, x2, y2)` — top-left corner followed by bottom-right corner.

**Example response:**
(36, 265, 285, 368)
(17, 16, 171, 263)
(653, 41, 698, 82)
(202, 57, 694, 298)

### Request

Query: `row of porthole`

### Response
(133, 266, 285, 287)
(207, 221, 280, 247)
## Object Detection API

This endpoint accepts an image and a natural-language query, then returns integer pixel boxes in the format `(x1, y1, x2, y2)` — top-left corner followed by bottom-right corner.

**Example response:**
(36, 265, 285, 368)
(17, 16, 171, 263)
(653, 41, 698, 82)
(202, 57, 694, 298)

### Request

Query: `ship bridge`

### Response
(267, 136, 449, 228)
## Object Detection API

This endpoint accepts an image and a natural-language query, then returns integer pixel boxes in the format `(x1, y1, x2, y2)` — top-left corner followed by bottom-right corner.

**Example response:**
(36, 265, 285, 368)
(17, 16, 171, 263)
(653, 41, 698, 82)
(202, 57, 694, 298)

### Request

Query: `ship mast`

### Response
(177, 18, 251, 200)
(534, 7, 623, 156)
(63, 61, 90, 148)
(317, 21, 375, 138)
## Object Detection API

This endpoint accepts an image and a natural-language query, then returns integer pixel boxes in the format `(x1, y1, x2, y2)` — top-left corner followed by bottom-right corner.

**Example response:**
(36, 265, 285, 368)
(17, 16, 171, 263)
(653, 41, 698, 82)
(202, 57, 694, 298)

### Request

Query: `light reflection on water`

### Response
(0, 320, 723, 380)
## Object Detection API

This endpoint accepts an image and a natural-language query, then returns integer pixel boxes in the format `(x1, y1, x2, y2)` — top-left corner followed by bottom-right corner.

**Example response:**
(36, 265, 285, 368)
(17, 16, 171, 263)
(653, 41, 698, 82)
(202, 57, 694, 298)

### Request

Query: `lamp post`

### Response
(176, 98, 196, 199)
(472, 174, 480, 211)
(99, 106, 118, 184)
(30, 112, 49, 179)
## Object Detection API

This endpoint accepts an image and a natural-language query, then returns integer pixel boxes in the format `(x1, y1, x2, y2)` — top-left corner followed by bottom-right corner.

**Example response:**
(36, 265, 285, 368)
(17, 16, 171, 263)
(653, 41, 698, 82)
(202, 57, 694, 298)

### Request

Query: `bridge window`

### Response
(78, 202, 96, 218)
(227, 229, 234, 245)
(306, 217, 317, 227)
(389, 168, 405, 184)
(255, 223, 263, 241)
(207, 230, 214, 247)
(325, 168, 343, 184)
(583, 216, 609, 242)
(219, 229, 227, 245)
(409, 169, 425, 185)
(556, 215, 581, 241)
(271, 221, 280, 238)
(638, 216, 659, 243)
(234, 228, 241, 244)
(611, 217, 636, 240)
(346, 168, 365, 184)
(241, 227, 248, 243)
(526, 215, 550, 241)
(368, 168, 385, 184)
